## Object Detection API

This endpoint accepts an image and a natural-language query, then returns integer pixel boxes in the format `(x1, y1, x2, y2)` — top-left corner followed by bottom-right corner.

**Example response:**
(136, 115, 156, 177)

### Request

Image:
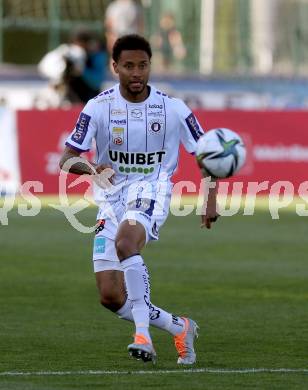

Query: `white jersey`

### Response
(65, 83, 204, 204)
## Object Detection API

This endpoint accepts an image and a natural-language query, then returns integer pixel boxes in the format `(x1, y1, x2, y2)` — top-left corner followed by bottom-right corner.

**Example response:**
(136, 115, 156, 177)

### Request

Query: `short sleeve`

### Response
(65, 99, 97, 152)
(175, 99, 204, 154)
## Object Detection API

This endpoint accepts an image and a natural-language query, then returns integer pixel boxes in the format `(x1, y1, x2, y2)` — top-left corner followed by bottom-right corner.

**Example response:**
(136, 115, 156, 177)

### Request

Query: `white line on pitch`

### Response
(0, 368, 308, 377)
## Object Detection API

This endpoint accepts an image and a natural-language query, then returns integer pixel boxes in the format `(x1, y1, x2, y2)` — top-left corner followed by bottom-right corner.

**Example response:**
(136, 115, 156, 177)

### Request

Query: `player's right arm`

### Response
(59, 145, 96, 175)
(59, 99, 112, 180)
(59, 146, 111, 176)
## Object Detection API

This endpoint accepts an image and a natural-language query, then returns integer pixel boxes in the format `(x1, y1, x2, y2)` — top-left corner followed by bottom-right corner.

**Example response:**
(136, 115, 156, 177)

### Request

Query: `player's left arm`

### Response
(176, 100, 219, 229)
(199, 174, 219, 229)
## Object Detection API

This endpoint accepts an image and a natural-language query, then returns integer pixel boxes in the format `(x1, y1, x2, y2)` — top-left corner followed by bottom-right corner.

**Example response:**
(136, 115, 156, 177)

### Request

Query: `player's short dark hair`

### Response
(112, 34, 152, 62)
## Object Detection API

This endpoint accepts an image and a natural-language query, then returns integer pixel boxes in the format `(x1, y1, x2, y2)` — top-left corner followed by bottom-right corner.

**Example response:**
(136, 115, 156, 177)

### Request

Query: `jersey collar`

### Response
(117, 83, 154, 106)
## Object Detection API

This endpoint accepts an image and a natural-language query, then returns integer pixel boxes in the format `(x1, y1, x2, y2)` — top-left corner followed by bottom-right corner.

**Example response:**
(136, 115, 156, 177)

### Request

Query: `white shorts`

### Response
(94, 258, 123, 273)
(92, 182, 171, 273)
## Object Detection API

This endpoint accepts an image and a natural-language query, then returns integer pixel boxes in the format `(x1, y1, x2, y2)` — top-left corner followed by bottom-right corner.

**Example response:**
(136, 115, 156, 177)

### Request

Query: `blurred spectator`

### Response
(152, 13, 186, 72)
(38, 28, 107, 105)
(104, 0, 144, 54)
(0, 97, 7, 106)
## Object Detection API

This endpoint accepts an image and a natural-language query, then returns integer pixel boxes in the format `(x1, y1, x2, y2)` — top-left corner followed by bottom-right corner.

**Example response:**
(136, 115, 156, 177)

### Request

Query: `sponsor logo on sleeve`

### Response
(71, 113, 91, 145)
(185, 113, 203, 141)
(112, 127, 124, 145)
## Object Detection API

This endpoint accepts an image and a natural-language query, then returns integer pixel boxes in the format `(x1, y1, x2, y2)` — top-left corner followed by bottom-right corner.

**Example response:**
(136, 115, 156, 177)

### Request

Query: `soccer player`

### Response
(59, 34, 219, 364)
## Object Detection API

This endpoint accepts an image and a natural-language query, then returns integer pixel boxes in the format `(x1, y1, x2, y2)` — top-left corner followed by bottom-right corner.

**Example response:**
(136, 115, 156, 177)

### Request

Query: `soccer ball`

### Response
(196, 128, 246, 178)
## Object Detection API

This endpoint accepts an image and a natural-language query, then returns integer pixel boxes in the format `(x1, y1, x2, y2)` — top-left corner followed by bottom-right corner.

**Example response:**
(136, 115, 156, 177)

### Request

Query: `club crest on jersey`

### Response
(112, 127, 124, 145)
(149, 119, 163, 134)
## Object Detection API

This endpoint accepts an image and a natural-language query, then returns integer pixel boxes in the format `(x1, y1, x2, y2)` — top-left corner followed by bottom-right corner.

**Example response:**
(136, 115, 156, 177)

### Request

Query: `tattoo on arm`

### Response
(66, 160, 95, 175)
(59, 149, 96, 175)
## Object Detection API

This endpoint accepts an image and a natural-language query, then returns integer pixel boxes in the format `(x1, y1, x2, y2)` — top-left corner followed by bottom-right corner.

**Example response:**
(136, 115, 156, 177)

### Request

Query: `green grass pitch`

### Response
(0, 202, 307, 389)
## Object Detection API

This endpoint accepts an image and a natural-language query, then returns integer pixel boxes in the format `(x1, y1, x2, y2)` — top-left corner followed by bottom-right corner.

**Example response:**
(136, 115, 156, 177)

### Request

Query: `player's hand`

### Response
(200, 201, 220, 229)
(92, 164, 115, 189)
(95, 164, 113, 175)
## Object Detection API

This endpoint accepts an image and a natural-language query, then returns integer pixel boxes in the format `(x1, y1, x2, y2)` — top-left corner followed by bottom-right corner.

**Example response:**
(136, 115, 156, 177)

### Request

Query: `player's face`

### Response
(113, 50, 151, 101)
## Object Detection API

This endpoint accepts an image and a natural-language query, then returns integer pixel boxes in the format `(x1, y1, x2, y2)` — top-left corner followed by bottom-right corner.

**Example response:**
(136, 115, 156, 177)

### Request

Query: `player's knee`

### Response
(99, 290, 124, 312)
(115, 237, 137, 261)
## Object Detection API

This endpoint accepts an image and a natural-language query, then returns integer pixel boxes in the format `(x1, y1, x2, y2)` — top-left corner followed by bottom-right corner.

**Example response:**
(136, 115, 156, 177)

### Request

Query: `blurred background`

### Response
(0, 0, 308, 195)
(1, 0, 308, 109)
(2, 4, 308, 386)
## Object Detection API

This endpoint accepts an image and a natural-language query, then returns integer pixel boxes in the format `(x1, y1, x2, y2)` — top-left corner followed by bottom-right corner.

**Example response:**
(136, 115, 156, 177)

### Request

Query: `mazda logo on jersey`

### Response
(109, 150, 165, 165)
(149, 119, 163, 134)
(130, 109, 143, 119)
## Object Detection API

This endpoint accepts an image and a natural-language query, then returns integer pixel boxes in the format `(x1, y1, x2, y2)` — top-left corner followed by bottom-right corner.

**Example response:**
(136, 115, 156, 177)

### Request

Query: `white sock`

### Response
(121, 254, 151, 340)
(117, 298, 185, 336)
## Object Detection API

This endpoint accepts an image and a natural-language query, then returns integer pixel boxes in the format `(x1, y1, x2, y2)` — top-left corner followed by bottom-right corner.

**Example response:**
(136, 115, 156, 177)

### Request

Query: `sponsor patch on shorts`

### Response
(94, 237, 106, 254)
(127, 198, 152, 212)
